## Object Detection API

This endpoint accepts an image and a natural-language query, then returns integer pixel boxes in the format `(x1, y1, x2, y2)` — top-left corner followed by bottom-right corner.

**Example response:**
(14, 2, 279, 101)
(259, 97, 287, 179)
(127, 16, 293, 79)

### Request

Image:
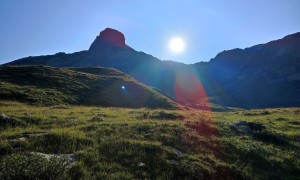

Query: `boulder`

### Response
(230, 121, 265, 133)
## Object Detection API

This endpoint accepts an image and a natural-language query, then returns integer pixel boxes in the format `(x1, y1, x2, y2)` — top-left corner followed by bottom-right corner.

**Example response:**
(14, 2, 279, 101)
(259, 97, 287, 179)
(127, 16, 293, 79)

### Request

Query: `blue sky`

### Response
(0, 0, 299, 64)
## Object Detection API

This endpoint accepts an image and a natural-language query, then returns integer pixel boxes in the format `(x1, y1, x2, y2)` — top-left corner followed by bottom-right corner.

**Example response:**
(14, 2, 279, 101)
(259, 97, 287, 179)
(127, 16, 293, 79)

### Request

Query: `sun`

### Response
(169, 37, 185, 53)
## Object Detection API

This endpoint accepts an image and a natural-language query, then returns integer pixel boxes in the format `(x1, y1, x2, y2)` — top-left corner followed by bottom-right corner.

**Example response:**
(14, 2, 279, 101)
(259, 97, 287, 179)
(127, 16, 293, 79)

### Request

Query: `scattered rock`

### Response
(230, 121, 265, 133)
(230, 121, 250, 133)
(0, 113, 25, 127)
(138, 162, 145, 167)
(165, 146, 185, 157)
(1, 113, 11, 120)
(25, 112, 31, 115)
(29, 152, 76, 166)
(9, 137, 27, 142)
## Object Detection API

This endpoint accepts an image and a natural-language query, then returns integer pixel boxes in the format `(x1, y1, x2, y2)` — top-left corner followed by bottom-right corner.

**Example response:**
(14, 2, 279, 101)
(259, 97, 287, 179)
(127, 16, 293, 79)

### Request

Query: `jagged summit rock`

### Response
(89, 28, 127, 51)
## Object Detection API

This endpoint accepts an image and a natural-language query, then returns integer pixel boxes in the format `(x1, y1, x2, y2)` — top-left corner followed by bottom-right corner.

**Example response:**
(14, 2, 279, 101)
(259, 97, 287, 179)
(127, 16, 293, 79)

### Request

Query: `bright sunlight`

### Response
(169, 37, 185, 53)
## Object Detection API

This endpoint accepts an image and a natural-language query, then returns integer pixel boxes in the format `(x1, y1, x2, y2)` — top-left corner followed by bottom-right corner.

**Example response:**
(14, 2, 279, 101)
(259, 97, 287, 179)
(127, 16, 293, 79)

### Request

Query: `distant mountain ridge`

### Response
(3, 29, 300, 108)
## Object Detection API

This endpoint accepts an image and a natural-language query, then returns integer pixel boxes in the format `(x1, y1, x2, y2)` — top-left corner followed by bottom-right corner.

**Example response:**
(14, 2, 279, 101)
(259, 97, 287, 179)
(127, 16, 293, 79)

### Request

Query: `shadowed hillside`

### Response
(195, 32, 300, 108)
(0, 66, 177, 109)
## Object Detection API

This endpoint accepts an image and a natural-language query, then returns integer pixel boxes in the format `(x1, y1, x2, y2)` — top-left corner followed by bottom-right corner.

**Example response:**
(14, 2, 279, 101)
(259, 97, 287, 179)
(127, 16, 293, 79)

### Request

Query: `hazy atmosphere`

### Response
(1, 0, 299, 64)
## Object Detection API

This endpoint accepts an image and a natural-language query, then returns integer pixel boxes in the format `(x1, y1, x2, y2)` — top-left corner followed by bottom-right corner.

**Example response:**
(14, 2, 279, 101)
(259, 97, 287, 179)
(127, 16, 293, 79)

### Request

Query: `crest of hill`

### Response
(0, 66, 177, 109)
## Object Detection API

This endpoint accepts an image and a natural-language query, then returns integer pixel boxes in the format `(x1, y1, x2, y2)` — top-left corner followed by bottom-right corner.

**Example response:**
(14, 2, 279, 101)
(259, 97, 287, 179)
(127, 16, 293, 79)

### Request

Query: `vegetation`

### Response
(0, 66, 177, 109)
(0, 101, 299, 179)
(0, 153, 70, 179)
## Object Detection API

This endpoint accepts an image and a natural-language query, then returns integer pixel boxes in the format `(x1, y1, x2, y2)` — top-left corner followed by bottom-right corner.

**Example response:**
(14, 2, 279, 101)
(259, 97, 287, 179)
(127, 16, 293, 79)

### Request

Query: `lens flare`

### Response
(173, 69, 221, 157)
(174, 70, 210, 111)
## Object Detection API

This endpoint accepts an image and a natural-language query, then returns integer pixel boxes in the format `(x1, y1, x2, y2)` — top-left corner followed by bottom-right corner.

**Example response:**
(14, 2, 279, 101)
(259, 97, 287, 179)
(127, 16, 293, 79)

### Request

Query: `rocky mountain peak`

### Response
(89, 28, 127, 51)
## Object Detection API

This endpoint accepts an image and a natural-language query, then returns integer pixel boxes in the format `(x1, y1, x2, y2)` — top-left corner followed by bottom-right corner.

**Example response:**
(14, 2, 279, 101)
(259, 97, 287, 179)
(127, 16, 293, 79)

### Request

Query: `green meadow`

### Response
(0, 101, 299, 179)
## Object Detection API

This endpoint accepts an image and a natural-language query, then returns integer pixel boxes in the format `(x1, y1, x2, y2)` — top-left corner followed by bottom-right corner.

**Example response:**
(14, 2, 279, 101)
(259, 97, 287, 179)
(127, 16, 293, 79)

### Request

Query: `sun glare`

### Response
(169, 37, 185, 53)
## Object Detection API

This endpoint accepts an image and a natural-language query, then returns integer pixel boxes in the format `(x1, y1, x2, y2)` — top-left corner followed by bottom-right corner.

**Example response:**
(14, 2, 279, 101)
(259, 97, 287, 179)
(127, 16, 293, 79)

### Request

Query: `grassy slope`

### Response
(0, 101, 299, 179)
(0, 66, 177, 109)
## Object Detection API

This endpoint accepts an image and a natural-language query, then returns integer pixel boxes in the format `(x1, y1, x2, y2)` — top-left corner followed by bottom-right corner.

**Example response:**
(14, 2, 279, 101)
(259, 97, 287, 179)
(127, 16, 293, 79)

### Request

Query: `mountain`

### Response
(5, 28, 190, 106)
(195, 32, 300, 108)
(0, 65, 177, 109)
(3, 28, 300, 108)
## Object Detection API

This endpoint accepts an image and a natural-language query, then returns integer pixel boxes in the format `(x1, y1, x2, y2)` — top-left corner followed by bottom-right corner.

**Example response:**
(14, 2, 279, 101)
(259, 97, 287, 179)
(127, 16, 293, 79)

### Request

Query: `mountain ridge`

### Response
(3, 28, 300, 108)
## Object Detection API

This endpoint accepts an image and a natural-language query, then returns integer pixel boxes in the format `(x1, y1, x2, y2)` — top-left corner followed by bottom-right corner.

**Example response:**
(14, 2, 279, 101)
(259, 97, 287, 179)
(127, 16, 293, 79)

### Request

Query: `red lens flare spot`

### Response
(174, 70, 210, 111)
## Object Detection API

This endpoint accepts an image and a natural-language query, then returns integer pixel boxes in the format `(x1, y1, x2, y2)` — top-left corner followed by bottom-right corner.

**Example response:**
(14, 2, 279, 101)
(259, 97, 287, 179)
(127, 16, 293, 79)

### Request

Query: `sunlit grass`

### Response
(0, 101, 299, 179)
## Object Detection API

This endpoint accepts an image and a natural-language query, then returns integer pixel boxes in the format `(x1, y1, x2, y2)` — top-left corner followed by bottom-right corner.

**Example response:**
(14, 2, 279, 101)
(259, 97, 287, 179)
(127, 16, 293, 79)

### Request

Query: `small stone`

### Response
(9, 137, 27, 142)
(165, 146, 185, 157)
(1, 113, 9, 119)
(138, 162, 145, 167)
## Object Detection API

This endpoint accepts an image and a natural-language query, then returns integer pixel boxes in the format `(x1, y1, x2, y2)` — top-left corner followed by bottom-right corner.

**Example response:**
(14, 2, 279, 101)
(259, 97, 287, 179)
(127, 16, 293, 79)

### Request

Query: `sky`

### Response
(0, 0, 299, 64)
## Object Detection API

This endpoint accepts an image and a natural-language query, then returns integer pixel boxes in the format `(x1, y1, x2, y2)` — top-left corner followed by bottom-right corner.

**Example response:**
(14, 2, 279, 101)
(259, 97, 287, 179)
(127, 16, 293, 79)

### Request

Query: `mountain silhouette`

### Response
(4, 28, 300, 108)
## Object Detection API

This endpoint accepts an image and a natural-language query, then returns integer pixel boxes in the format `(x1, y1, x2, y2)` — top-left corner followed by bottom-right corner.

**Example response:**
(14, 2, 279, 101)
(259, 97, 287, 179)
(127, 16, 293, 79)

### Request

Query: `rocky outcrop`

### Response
(89, 28, 127, 51)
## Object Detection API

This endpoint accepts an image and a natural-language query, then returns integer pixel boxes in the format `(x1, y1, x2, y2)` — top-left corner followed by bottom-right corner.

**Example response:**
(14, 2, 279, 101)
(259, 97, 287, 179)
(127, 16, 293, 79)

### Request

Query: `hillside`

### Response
(0, 66, 177, 109)
(4, 28, 300, 108)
